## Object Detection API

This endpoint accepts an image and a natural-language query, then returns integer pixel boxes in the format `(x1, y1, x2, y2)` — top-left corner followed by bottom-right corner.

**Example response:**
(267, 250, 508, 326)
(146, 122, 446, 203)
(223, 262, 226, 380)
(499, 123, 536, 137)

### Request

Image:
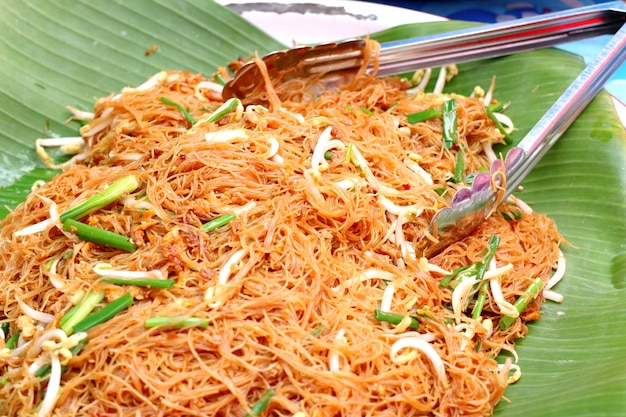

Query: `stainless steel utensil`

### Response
(223, 2, 626, 256)
(423, 22, 626, 255)
(223, 2, 626, 102)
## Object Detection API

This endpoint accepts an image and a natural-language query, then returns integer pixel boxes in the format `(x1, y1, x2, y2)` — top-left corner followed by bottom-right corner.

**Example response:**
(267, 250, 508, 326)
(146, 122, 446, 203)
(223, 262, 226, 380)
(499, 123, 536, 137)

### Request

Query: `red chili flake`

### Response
(402, 184, 411, 190)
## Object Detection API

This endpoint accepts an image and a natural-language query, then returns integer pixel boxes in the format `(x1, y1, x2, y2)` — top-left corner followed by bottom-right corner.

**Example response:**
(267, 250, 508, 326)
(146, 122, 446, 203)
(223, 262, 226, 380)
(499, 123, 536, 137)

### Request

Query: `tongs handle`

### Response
(425, 21, 626, 256)
(378, 1, 626, 76)
(505, 21, 626, 197)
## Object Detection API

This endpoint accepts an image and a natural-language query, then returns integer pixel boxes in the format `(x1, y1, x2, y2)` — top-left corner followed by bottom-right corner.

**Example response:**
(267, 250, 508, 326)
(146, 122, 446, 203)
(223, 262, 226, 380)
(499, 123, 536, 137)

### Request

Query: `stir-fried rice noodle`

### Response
(0, 40, 563, 416)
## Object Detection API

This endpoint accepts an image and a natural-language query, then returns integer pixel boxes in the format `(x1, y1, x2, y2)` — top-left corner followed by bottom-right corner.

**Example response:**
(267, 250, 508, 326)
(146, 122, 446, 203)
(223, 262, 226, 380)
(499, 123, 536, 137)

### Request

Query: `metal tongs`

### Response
(224, 2, 626, 255)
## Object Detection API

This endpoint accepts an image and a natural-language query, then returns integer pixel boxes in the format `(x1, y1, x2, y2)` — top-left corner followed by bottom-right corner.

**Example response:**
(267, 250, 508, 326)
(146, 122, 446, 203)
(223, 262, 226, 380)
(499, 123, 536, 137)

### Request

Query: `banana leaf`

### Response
(0, 1, 624, 416)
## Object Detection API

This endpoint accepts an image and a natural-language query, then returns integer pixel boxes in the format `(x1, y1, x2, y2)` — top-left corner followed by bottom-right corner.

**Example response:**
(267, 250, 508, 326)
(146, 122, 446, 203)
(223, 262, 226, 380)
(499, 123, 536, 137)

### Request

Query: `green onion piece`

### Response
(202, 212, 236, 232)
(0, 322, 9, 338)
(144, 316, 209, 328)
(374, 309, 420, 330)
(213, 73, 226, 86)
(465, 166, 488, 185)
(34, 363, 51, 379)
(344, 143, 353, 163)
(471, 235, 501, 319)
(443, 99, 458, 149)
(5, 330, 20, 349)
(486, 102, 505, 113)
(434, 187, 447, 196)
(500, 210, 523, 220)
(474, 338, 483, 352)
(323, 150, 333, 160)
(407, 108, 441, 124)
(104, 277, 176, 289)
(439, 265, 470, 288)
(477, 235, 500, 278)
(245, 389, 275, 417)
(464, 172, 477, 185)
(35, 338, 87, 378)
(311, 325, 325, 337)
(359, 107, 373, 116)
(499, 277, 544, 330)
(72, 293, 134, 334)
(485, 105, 513, 144)
(60, 290, 105, 334)
(62, 219, 136, 252)
(471, 281, 490, 320)
(206, 98, 241, 123)
(59, 175, 140, 222)
(160, 96, 196, 125)
(454, 148, 465, 183)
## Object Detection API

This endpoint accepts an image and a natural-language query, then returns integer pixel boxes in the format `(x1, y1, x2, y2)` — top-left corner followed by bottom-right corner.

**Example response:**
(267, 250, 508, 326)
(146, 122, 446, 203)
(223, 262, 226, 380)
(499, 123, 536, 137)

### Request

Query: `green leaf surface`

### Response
(0, 0, 283, 217)
(378, 22, 626, 417)
(0, 3, 625, 417)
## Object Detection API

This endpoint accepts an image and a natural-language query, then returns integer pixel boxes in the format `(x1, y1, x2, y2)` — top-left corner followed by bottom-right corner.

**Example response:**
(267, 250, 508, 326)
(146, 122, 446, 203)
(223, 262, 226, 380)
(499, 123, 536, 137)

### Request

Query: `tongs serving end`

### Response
(223, 2, 626, 256)
(223, 2, 626, 102)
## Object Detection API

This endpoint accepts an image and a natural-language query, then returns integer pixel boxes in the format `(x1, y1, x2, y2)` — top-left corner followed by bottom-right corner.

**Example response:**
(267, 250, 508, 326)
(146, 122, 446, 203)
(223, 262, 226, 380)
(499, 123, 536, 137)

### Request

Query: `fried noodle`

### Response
(0, 40, 563, 417)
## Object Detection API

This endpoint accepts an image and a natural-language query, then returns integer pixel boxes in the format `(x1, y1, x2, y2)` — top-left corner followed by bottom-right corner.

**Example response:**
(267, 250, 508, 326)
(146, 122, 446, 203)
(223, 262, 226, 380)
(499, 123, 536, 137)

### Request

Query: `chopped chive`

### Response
(454, 148, 465, 183)
(443, 99, 458, 149)
(144, 317, 209, 328)
(213, 73, 226, 86)
(374, 309, 420, 329)
(72, 293, 134, 334)
(486, 102, 505, 113)
(344, 143, 353, 163)
(471, 281, 490, 320)
(407, 108, 441, 124)
(304, 325, 325, 341)
(434, 187, 447, 196)
(474, 338, 483, 352)
(465, 172, 477, 185)
(440, 234, 499, 298)
(104, 277, 176, 289)
(35, 338, 87, 378)
(205, 98, 241, 123)
(323, 150, 333, 160)
(478, 235, 500, 278)
(485, 105, 512, 144)
(59, 175, 140, 222)
(0, 322, 9, 338)
(60, 290, 105, 334)
(160, 96, 196, 125)
(465, 166, 489, 185)
(62, 219, 136, 252)
(245, 389, 275, 417)
(471, 235, 500, 319)
(202, 212, 236, 232)
(500, 210, 523, 220)
(499, 277, 543, 330)
(5, 330, 20, 349)
(439, 265, 470, 288)
(311, 325, 325, 337)
(34, 363, 50, 378)
(359, 107, 373, 116)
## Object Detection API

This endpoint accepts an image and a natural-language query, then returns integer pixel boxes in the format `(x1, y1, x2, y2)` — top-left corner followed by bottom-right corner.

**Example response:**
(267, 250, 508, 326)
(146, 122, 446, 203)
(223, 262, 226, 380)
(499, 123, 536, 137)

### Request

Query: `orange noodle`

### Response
(0, 40, 564, 416)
